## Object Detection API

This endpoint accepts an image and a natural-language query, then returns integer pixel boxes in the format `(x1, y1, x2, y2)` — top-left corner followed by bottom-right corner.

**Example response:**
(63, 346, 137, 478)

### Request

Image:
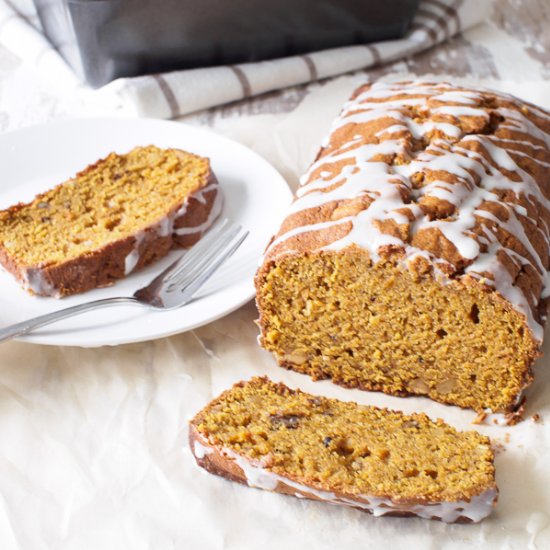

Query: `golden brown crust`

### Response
(262, 82, 550, 335)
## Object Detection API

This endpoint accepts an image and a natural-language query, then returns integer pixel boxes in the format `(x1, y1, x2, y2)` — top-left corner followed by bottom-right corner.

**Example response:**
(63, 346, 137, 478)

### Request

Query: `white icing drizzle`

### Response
(431, 105, 490, 120)
(265, 81, 550, 341)
(210, 445, 496, 523)
(174, 187, 224, 237)
(193, 440, 213, 460)
(177, 182, 218, 217)
(499, 108, 550, 148)
(124, 230, 146, 275)
(488, 137, 548, 152)
(124, 183, 222, 274)
(22, 267, 60, 298)
(505, 148, 550, 168)
(430, 90, 480, 104)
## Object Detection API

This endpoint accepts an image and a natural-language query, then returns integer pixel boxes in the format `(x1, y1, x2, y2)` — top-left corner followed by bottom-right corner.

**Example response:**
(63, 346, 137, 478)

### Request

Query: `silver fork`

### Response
(0, 218, 248, 343)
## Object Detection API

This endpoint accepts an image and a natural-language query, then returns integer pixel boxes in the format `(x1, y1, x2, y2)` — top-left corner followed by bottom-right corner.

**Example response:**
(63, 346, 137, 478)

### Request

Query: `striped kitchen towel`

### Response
(0, 0, 491, 118)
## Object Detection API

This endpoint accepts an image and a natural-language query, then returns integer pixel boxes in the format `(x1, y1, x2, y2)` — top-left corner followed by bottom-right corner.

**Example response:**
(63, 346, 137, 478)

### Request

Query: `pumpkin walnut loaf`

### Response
(190, 377, 498, 523)
(256, 81, 550, 414)
(0, 145, 222, 297)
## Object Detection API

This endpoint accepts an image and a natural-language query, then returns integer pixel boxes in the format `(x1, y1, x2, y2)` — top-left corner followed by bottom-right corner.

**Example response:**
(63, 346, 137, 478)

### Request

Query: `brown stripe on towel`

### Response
(412, 0, 464, 42)
(364, 44, 382, 66)
(401, 4, 450, 60)
(229, 65, 252, 98)
(152, 74, 180, 118)
(424, 0, 463, 34)
(301, 54, 319, 80)
(412, 9, 441, 42)
(430, 0, 462, 40)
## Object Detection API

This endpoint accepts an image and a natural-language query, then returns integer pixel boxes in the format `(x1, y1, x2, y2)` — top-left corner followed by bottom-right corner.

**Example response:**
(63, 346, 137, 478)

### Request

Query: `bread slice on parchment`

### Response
(189, 377, 498, 523)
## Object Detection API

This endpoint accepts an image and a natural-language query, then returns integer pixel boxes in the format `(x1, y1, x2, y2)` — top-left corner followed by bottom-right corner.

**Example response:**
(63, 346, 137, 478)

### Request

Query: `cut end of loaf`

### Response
(256, 80, 550, 414)
(190, 377, 498, 523)
(256, 249, 539, 413)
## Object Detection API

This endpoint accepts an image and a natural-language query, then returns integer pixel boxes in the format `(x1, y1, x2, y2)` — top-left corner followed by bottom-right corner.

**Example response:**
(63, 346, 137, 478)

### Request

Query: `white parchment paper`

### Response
(0, 76, 549, 549)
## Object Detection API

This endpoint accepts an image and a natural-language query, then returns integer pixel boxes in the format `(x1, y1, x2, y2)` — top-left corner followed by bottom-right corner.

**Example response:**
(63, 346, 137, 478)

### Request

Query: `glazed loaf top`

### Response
(263, 81, 550, 341)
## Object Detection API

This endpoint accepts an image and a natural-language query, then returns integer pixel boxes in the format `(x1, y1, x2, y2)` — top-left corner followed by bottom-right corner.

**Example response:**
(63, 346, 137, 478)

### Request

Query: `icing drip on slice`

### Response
(210, 444, 497, 523)
(193, 440, 213, 460)
(124, 233, 144, 275)
(122, 184, 222, 275)
(23, 266, 59, 297)
(174, 187, 224, 236)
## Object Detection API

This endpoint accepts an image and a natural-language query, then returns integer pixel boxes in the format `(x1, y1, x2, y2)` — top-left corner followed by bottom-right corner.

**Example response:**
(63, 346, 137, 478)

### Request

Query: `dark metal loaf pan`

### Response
(33, 0, 419, 88)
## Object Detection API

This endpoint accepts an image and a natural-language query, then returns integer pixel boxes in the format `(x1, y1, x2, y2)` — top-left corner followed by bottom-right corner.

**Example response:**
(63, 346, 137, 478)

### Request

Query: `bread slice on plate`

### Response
(189, 377, 498, 523)
(0, 145, 221, 297)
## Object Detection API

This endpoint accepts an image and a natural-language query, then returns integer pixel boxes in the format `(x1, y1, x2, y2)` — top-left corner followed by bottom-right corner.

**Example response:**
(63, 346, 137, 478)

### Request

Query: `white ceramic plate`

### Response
(0, 118, 292, 347)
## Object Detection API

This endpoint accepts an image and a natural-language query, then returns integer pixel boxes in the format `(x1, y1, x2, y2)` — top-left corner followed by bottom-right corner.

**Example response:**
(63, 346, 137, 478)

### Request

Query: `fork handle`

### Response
(0, 296, 140, 343)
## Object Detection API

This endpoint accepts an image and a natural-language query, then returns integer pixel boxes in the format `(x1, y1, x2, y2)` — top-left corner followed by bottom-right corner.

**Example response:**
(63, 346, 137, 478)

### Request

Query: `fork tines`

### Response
(165, 218, 249, 295)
